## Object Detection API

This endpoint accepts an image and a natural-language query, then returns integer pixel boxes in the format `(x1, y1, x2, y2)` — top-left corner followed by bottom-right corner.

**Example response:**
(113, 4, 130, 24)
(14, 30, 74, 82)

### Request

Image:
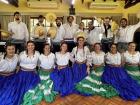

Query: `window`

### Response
(81, 17, 101, 29)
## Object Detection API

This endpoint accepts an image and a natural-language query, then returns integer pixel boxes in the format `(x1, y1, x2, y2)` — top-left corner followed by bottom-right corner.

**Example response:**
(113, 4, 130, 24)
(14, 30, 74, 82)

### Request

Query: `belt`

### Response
(108, 64, 121, 67)
(76, 60, 86, 64)
(125, 63, 138, 66)
(20, 67, 36, 71)
(0, 71, 15, 76)
(57, 65, 68, 70)
(40, 67, 53, 72)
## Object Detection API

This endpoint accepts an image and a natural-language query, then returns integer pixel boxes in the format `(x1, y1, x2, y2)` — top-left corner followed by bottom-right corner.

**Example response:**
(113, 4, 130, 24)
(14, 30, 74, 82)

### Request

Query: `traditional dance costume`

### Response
(72, 46, 90, 83)
(22, 53, 57, 104)
(102, 52, 140, 100)
(123, 51, 140, 84)
(76, 51, 118, 97)
(50, 52, 74, 96)
(0, 54, 19, 105)
(17, 51, 40, 105)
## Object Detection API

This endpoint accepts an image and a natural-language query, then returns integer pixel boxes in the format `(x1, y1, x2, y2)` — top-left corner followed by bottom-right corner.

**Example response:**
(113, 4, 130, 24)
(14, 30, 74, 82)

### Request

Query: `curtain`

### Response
(111, 15, 122, 24)
(0, 15, 30, 35)
(128, 14, 140, 25)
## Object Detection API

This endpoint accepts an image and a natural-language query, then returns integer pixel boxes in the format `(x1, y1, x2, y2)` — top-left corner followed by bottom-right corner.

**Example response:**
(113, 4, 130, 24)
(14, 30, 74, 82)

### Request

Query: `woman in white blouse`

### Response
(50, 41, 74, 96)
(72, 35, 90, 83)
(22, 43, 57, 105)
(76, 43, 118, 98)
(123, 42, 140, 84)
(0, 43, 19, 105)
(17, 41, 40, 105)
(102, 43, 140, 101)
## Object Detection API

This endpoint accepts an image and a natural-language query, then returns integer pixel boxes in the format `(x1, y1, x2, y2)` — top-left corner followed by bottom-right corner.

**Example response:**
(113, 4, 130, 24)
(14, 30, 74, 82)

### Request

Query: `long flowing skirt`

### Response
(76, 66, 118, 98)
(50, 66, 74, 96)
(0, 69, 40, 105)
(0, 73, 19, 105)
(22, 69, 57, 105)
(102, 65, 140, 101)
(72, 63, 88, 84)
(125, 65, 140, 84)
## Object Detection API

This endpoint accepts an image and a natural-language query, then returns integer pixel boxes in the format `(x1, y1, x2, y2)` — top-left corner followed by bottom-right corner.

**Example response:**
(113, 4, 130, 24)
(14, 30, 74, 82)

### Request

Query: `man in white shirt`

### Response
(8, 12, 29, 53)
(63, 16, 79, 51)
(116, 18, 140, 53)
(52, 17, 65, 52)
(101, 17, 114, 53)
(31, 15, 47, 53)
(87, 21, 103, 51)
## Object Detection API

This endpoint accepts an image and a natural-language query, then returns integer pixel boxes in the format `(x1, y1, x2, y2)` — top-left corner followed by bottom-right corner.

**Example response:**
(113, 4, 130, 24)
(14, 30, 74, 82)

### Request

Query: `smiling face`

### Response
(128, 43, 136, 52)
(27, 42, 35, 53)
(120, 19, 127, 28)
(6, 45, 15, 57)
(94, 43, 101, 52)
(60, 43, 68, 53)
(110, 44, 117, 54)
(44, 44, 51, 54)
(77, 37, 85, 47)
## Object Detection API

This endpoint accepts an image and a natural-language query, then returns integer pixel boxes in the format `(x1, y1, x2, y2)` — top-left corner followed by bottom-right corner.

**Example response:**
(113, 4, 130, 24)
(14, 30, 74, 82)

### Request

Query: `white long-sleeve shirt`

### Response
(39, 53, 55, 69)
(8, 21, 29, 41)
(87, 27, 103, 45)
(53, 25, 65, 43)
(19, 51, 40, 70)
(0, 54, 18, 72)
(63, 23, 79, 39)
(116, 21, 140, 43)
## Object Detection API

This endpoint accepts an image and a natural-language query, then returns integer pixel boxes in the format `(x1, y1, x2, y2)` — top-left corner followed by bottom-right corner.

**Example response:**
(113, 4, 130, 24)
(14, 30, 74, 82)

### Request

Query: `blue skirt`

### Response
(0, 70, 40, 105)
(50, 66, 74, 96)
(72, 63, 87, 84)
(102, 65, 140, 101)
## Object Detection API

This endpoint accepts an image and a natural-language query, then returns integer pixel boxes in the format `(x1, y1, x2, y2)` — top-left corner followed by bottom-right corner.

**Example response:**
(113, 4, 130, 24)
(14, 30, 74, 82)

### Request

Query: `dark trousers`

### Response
(10, 39, 25, 53)
(34, 39, 46, 53)
(52, 42, 60, 53)
(101, 39, 113, 53)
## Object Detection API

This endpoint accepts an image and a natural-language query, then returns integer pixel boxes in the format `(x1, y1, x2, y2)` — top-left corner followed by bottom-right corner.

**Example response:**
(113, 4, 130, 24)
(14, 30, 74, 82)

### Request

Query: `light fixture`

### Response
(71, 0, 75, 5)
(69, 5, 75, 15)
(0, 0, 9, 4)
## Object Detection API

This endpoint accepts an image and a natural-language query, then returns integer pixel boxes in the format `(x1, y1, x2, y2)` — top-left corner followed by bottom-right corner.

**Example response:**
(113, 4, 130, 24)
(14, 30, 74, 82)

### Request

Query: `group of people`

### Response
(6, 11, 140, 54)
(0, 11, 140, 105)
(1, 36, 140, 105)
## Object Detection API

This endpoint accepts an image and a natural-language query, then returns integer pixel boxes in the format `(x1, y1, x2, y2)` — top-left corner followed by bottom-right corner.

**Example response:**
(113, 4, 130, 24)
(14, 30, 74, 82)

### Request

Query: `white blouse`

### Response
(19, 51, 40, 70)
(105, 52, 121, 65)
(0, 54, 18, 72)
(123, 51, 140, 64)
(39, 53, 55, 69)
(91, 51, 105, 65)
(56, 52, 72, 66)
(71, 46, 90, 62)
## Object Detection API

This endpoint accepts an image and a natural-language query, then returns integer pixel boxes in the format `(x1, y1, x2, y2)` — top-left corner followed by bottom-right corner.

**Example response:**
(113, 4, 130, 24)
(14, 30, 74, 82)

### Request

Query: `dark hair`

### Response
(77, 36, 85, 42)
(43, 43, 52, 54)
(55, 17, 62, 22)
(67, 16, 74, 21)
(120, 18, 127, 23)
(4, 42, 16, 59)
(26, 40, 35, 56)
(14, 11, 20, 16)
(93, 43, 101, 48)
(128, 42, 137, 46)
(38, 15, 44, 19)
(60, 41, 68, 52)
(110, 43, 117, 49)
(104, 17, 111, 20)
